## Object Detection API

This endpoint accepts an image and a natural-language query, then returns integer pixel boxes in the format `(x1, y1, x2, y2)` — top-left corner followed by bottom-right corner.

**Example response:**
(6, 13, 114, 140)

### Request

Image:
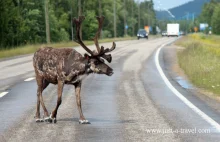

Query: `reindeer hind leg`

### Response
(40, 79, 50, 122)
(35, 76, 44, 122)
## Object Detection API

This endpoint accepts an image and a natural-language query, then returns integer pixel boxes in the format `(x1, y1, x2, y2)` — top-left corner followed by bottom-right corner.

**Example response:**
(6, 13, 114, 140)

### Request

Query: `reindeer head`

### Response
(73, 16, 116, 76)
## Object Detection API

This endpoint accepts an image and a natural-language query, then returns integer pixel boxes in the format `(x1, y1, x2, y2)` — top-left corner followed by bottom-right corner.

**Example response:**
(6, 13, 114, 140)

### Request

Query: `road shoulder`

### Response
(163, 44, 220, 115)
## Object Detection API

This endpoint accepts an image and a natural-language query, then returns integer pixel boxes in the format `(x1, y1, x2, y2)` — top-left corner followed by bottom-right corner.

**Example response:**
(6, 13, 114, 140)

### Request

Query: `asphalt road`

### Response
(0, 37, 220, 142)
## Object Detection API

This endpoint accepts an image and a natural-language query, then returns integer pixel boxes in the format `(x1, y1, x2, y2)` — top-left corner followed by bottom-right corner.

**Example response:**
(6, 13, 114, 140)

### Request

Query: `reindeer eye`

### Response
(94, 61, 99, 65)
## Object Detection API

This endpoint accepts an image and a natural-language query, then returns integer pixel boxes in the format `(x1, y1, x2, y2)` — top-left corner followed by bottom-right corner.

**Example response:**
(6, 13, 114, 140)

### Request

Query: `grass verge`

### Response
(0, 37, 136, 59)
(176, 33, 220, 96)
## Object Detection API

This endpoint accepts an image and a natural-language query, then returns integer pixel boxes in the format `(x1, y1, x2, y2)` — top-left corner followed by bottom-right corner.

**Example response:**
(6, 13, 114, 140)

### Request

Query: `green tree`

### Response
(0, 0, 21, 47)
(211, 3, 220, 34)
(82, 10, 98, 40)
(199, 0, 218, 25)
(20, 0, 46, 44)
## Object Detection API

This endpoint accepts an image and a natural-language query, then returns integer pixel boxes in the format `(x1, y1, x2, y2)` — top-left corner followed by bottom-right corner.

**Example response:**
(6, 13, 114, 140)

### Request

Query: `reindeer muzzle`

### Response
(107, 68, 114, 76)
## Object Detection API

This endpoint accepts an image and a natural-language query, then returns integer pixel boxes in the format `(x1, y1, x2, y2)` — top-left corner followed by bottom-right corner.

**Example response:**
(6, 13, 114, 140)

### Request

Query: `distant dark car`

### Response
(137, 29, 148, 40)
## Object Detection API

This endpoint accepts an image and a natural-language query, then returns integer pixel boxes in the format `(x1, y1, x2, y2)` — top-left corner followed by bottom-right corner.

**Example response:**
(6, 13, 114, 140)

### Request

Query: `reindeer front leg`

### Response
(75, 82, 90, 124)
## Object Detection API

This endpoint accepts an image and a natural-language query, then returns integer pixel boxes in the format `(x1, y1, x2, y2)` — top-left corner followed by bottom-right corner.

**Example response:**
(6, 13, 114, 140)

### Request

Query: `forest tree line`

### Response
(0, 0, 156, 49)
(199, 0, 220, 34)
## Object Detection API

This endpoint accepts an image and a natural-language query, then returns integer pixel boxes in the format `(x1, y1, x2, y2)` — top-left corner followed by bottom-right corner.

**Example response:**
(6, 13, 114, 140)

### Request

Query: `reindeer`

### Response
(33, 16, 116, 124)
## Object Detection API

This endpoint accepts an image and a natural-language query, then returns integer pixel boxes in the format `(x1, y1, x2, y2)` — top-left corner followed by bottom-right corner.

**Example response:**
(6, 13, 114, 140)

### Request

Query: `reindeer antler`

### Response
(73, 16, 116, 62)
(93, 16, 105, 53)
(93, 16, 116, 62)
(73, 16, 94, 55)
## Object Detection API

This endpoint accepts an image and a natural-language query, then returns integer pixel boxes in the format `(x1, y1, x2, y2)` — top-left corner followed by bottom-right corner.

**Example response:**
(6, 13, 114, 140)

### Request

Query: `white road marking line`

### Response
(24, 77, 35, 82)
(155, 40, 220, 132)
(0, 92, 8, 98)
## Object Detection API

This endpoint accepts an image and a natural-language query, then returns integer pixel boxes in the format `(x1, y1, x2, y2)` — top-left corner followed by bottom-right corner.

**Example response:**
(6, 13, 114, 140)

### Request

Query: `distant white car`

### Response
(179, 31, 185, 35)
(161, 31, 167, 36)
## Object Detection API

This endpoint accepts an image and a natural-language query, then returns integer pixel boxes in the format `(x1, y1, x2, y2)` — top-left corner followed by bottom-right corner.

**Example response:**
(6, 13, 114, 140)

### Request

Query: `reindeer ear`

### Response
(102, 54, 112, 63)
(84, 53, 91, 60)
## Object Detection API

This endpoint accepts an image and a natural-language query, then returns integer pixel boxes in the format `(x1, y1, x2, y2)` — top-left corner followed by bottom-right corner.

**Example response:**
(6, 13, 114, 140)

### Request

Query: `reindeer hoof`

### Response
(44, 117, 51, 123)
(79, 120, 90, 124)
(45, 114, 56, 123)
(44, 117, 50, 122)
(35, 118, 44, 123)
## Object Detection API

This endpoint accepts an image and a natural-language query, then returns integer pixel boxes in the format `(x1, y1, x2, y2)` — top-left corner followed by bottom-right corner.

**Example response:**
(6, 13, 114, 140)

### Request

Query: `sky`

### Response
(152, 0, 193, 10)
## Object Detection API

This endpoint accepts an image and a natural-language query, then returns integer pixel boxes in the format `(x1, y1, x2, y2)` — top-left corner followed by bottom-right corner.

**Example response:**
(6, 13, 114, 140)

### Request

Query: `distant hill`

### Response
(156, 0, 210, 20)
